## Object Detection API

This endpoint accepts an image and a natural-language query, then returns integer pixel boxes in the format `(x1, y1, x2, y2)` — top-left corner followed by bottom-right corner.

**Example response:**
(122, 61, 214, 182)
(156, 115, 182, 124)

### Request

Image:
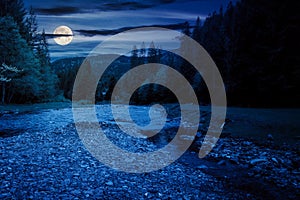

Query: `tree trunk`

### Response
(1, 82, 5, 104)
(8, 93, 14, 104)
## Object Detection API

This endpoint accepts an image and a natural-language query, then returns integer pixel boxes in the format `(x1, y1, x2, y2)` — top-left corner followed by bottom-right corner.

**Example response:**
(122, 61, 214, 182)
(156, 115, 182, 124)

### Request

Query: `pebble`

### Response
(271, 157, 279, 164)
(250, 159, 268, 165)
(197, 165, 208, 169)
(105, 181, 114, 186)
(217, 160, 226, 166)
(0, 105, 299, 199)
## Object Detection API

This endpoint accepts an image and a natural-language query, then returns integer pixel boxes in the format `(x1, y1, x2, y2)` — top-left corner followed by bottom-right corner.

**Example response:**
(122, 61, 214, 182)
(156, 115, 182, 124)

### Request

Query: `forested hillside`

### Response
(1, 0, 298, 107)
(0, 0, 59, 104)
(196, 0, 299, 107)
(54, 0, 299, 107)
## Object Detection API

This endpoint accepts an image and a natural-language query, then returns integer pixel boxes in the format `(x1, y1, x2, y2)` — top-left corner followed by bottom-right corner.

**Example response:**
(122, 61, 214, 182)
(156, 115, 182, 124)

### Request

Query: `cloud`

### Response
(34, 7, 80, 15)
(75, 23, 187, 36)
(48, 28, 182, 60)
(26, 0, 236, 60)
(25, 0, 177, 15)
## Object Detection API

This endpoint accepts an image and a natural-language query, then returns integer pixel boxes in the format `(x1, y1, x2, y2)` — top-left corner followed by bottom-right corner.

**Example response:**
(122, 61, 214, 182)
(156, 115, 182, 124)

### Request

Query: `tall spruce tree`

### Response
(0, 0, 60, 103)
(192, 17, 201, 43)
(24, 6, 38, 50)
(147, 41, 157, 63)
(182, 21, 191, 36)
(37, 30, 59, 99)
(0, 0, 27, 38)
(0, 16, 42, 103)
(130, 45, 138, 68)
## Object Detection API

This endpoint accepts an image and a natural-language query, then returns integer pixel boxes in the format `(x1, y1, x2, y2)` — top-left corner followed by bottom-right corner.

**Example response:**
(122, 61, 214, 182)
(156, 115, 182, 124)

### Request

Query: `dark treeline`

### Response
(2, 0, 298, 107)
(52, 57, 84, 100)
(195, 0, 299, 107)
(56, 0, 299, 107)
(127, 0, 299, 107)
(0, 0, 60, 104)
(123, 0, 299, 107)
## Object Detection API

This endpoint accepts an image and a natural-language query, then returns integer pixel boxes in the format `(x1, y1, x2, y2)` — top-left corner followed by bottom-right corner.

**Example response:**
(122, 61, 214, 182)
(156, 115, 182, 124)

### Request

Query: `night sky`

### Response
(23, 0, 235, 60)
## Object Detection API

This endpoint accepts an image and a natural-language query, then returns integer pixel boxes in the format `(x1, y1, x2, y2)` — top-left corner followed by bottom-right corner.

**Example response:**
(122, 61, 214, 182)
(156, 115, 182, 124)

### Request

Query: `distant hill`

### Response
(50, 50, 206, 104)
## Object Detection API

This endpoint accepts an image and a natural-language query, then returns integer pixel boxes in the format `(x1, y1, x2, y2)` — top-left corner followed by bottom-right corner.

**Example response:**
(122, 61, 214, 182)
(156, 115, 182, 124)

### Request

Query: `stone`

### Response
(105, 181, 114, 186)
(250, 159, 268, 165)
(217, 160, 226, 166)
(271, 158, 279, 164)
(197, 165, 208, 169)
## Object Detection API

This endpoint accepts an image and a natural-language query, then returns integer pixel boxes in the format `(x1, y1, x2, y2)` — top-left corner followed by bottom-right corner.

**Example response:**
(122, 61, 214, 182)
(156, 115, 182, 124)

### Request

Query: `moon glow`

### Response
(53, 26, 73, 46)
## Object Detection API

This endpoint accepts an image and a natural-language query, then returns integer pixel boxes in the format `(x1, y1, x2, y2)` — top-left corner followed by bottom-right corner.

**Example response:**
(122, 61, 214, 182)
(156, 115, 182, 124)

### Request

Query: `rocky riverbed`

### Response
(0, 104, 299, 199)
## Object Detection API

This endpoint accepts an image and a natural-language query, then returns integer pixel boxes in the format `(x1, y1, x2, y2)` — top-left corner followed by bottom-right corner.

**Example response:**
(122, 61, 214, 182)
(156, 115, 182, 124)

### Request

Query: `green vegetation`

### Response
(0, 0, 60, 104)
(0, 101, 71, 114)
(54, 0, 299, 107)
(1, 0, 298, 107)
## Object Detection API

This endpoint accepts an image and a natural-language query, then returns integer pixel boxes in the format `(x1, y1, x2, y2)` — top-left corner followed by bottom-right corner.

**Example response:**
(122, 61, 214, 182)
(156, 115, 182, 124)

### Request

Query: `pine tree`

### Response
(148, 41, 157, 63)
(0, 16, 42, 103)
(130, 45, 138, 68)
(137, 42, 146, 65)
(36, 30, 50, 67)
(182, 21, 191, 36)
(156, 46, 163, 63)
(37, 30, 59, 99)
(139, 42, 146, 58)
(192, 17, 201, 43)
(0, 0, 60, 103)
(24, 6, 38, 50)
(0, 0, 27, 38)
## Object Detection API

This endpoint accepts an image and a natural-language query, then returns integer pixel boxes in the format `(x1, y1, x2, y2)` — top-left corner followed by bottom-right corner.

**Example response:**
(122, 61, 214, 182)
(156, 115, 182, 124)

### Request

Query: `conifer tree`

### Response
(0, 0, 27, 38)
(24, 6, 38, 50)
(182, 21, 191, 36)
(0, 16, 42, 103)
(148, 41, 157, 63)
(130, 45, 138, 68)
(192, 17, 201, 43)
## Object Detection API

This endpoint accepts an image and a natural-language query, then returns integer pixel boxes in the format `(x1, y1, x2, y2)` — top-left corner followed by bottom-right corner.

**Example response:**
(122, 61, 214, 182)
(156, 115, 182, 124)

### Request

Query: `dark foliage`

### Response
(126, 0, 299, 107)
(52, 0, 299, 107)
(0, 0, 59, 104)
(52, 57, 85, 100)
(196, 0, 299, 107)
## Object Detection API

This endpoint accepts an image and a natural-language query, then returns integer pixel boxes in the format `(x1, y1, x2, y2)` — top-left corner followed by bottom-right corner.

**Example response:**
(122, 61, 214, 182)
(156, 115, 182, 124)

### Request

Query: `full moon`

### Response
(53, 26, 73, 46)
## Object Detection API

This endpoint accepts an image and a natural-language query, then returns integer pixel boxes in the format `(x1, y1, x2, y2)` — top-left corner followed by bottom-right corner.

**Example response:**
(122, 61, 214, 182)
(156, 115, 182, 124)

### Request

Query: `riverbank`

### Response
(1, 102, 299, 145)
(0, 121, 299, 199)
(0, 102, 71, 114)
(0, 103, 299, 198)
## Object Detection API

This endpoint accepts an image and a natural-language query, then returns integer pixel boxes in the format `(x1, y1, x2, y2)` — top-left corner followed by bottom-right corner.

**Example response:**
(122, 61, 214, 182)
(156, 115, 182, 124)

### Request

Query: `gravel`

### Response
(0, 105, 299, 199)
